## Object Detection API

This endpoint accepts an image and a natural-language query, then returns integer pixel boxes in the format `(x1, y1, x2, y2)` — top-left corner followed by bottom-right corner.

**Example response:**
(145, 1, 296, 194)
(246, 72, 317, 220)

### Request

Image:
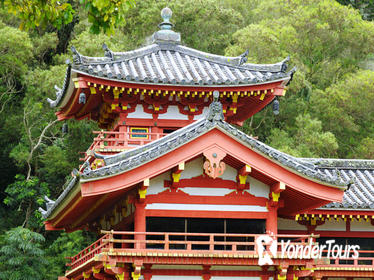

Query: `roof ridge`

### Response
(300, 158, 374, 169)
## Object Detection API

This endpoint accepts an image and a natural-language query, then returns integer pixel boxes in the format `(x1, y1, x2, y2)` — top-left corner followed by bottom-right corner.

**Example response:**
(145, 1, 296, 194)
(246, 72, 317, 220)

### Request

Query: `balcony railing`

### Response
(66, 231, 374, 279)
(92, 130, 167, 150)
(66, 231, 314, 270)
(80, 130, 168, 162)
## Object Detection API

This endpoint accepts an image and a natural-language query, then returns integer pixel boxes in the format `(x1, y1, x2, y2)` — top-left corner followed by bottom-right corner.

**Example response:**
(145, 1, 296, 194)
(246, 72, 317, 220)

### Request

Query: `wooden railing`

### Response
(92, 130, 167, 149)
(66, 231, 374, 271)
(67, 234, 110, 269)
(80, 131, 168, 162)
(322, 249, 374, 266)
(66, 231, 312, 270)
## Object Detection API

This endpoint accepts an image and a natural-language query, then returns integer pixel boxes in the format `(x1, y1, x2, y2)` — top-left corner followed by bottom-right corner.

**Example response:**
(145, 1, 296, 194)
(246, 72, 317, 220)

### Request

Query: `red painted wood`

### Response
(145, 189, 268, 206)
(145, 209, 269, 219)
(81, 129, 343, 203)
(79, 74, 285, 93)
(49, 129, 344, 230)
(278, 229, 374, 238)
(266, 205, 278, 235)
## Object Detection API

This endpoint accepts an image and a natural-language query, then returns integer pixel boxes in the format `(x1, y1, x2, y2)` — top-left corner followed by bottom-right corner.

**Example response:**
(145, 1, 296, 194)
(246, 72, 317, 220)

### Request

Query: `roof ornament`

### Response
(102, 43, 114, 60)
(152, 7, 181, 44)
(71, 46, 83, 64)
(281, 56, 290, 72)
(160, 7, 173, 30)
(285, 66, 297, 86)
(206, 90, 224, 122)
(44, 196, 55, 210)
(238, 50, 249, 66)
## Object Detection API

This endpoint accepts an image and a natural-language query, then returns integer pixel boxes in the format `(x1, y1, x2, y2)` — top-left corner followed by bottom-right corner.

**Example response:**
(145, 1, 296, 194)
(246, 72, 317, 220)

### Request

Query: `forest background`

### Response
(0, 0, 374, 279)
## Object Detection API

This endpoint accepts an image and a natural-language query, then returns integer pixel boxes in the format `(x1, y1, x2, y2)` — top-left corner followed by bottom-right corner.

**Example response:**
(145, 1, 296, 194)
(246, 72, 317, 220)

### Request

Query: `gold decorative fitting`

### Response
(232, 93, 238, 103)
(172, 172, 181, 183)
(90, 87, 96, 94)
(113, 89, 120, 99)
(116, 272, 125, 280)
(92, 267, 100, 274)
(238, 174, 247, 185)
(271, 191, 281, 202)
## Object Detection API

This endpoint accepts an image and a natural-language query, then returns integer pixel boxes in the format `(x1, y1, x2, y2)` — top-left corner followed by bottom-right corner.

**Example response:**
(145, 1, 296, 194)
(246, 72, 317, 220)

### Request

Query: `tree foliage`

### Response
(0, 227, 48, 280)
(1, 0, 134, 33)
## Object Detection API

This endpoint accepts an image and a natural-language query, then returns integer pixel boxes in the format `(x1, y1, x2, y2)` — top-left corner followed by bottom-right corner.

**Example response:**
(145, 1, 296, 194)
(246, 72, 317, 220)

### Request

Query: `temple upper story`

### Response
(48, 8, 294, 156)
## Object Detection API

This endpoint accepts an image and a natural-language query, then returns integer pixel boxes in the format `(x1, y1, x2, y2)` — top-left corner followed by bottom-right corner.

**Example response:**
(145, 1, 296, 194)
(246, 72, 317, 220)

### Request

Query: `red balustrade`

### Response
(67, 234, 110, 269)
(66, 231, 374, 273)
(80, 130, 168, 162)
(66, 231, 312, 271)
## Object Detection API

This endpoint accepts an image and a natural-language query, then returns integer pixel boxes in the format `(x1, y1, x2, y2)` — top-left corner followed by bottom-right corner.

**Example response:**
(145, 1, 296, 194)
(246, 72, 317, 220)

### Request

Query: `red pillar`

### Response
(134, 201, 146, 249)
(266, 205, 278, 235)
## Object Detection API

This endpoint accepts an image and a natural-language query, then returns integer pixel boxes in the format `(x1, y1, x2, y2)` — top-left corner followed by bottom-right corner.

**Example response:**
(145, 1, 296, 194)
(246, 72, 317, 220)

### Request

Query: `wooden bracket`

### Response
(82, 271, 91, 279)
(237, 164, 251, 190)
(171, 162, 185, 185)
(269, 181, 285, 204)
(131, 260, 143, 280)
(272, 181, 286, 194)
(138, 179, 149, 200)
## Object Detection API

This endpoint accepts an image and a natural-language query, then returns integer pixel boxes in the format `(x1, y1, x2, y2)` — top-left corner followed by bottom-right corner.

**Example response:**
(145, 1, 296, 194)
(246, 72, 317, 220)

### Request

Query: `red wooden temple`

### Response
(41, 7, 374, 280)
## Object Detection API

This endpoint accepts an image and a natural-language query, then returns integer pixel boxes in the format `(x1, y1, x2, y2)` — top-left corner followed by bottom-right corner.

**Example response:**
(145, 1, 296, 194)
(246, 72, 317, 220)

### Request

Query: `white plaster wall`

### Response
(145, 203, 268, 212)
(350, 220, 374, 232)
(180, 157, 204, 180)
(220, 164, 237, 181)
(151, 265, 203, 270)
(210, 266, 261, 271)
(127, 104, 152, 119)
(148, 171, 171, 195)
(182, 187, 233, 196)
(152, 277, 202, 280)
(278, 218, 307, 231)
(158, 105, 189, 120)
(247, 177, 270, 199)
(316, 220, 346, 231)
(211, 277, 261, 280)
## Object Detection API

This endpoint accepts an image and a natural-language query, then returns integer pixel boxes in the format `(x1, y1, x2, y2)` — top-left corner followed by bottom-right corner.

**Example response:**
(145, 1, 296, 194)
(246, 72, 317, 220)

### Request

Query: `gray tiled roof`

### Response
(301, 159, 374, 210)
(71, 43, 292, 86)
(47, 7, 295, 108)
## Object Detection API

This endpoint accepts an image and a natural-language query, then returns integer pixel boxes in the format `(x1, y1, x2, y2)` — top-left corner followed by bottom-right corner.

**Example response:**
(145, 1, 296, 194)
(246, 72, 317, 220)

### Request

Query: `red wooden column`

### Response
(267, 182, 285, 235)
(134, 180, 148, 249)
(266, 205, 278, 235)
(134, 200, 146, 249)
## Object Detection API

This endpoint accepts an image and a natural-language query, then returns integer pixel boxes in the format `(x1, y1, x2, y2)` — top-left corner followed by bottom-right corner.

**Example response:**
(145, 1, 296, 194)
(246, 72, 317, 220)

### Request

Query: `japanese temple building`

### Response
(42, 7, 374, 280)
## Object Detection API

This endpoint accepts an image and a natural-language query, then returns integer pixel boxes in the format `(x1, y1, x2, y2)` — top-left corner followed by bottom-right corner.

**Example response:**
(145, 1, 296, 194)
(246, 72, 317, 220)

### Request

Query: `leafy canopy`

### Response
(1, 0, 135, 34)
(0, 227, 48, 280)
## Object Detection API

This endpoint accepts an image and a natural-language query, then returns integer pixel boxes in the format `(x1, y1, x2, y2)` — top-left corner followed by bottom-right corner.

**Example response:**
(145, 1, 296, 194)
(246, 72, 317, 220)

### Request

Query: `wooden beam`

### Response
(272, 181, 286, 193)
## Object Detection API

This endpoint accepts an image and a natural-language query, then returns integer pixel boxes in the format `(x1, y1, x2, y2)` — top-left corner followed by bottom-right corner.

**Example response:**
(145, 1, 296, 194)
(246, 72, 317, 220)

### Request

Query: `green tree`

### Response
(311, 70, 374, 158)
(268, 114, 339, 158)
(4, 175, 49, 228)
(0, 227, 48, 280)
(45, 231, 97, 279)
(1, 0, 134, 33)
(121, 0, 244, 54)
